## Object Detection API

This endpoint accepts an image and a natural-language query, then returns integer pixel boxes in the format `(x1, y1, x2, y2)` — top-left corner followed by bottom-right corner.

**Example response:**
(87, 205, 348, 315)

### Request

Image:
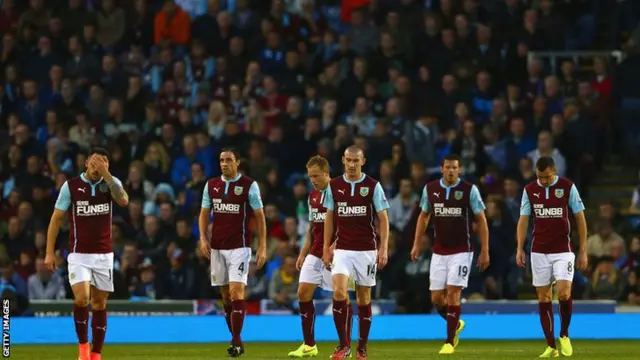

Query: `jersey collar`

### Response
(439, 177, 461, 189)
(537, 176, 559, 188)
(222, 173, 242, 183)
(342, 173, 365, 184)
(81, 172, 103, 185)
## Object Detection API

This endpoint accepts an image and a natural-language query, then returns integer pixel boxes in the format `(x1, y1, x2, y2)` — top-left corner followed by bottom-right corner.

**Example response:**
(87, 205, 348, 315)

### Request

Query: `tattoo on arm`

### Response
(108, 181, 129, 205)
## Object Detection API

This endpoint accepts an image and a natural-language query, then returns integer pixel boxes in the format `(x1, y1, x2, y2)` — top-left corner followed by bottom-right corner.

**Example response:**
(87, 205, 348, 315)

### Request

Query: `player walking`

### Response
(517, 156, 587, 358)
(322, 146, 390, 360)
(45, 148, 129, 360)
(198, 148, 267, 358)
(288, 156, 354, 358)
(411, 154, 490, 355)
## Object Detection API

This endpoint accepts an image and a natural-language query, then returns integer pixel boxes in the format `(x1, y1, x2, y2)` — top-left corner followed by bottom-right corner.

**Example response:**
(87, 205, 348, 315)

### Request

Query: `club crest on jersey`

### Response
(234, 186, 243, 195)
(98, 182, 109, 193)
(555, 189, 564, 198)
(360, 187, 369, 197)
(454, 191, 463, 200)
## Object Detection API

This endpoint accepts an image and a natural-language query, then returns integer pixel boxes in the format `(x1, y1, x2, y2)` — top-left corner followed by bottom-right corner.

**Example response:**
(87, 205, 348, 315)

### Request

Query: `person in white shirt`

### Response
(527, 131, 567, 177)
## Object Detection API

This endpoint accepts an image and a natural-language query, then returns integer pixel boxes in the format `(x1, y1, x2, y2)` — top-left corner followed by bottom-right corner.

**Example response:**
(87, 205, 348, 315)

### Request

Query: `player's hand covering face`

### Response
(86, 155, 109, 181)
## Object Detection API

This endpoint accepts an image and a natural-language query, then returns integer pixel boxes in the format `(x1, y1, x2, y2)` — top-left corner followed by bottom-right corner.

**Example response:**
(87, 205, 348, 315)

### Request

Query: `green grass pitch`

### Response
(9, 341, 640, 359)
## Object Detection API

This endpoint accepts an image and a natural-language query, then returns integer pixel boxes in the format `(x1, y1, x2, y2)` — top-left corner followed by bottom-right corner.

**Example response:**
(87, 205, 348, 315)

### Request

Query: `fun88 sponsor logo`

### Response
(76, 201, 110, 216)
(212, 198, 241, 214)
(533, 204, 563, 218)
(310, 208, 326, 222)
(337, 202, 367, 217)
(433, 203, 462, 217)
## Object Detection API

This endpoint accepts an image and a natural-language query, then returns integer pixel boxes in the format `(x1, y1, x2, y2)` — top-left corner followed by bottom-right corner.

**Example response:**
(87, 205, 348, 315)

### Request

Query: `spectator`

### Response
(585, 256, 626, 300)
(388, 178, 418, 232)
(163, 248, 195, 299)
(27, 255, 65, 300)
(527, 131, 567, 177)
(154, 0, 191, 48)
(268, 255, 298, 309)
(245, 256, 268, 301)
(587, 220, 626, 259)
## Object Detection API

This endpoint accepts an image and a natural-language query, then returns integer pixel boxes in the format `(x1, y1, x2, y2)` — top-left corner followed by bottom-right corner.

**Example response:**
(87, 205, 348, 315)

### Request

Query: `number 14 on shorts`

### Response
(367, 264, 377, 278)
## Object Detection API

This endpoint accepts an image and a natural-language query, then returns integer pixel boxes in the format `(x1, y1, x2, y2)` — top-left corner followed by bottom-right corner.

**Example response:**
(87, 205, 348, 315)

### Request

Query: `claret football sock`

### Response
(73, 305, 89, 344)
(445, 305, 461, 345)
(346, 303, 353, 347)
(231, 300, 246, 345)
(357, 304, 372, 351)
(559, 298, 573, 338)
(91, 310, 107, 354)
(538, 302, 557, 348)
(332, 299, 349, 348)
(224, 303, 233, 335)
(299, 301, 316, 347)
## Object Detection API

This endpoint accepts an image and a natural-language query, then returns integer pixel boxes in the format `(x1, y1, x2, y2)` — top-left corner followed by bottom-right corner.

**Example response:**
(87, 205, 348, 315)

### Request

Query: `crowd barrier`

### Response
(11, 313, 640, 344)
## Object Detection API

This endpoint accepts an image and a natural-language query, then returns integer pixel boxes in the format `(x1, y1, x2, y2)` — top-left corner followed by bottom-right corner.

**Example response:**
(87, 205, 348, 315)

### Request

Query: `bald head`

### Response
(345, 145, 363, 157)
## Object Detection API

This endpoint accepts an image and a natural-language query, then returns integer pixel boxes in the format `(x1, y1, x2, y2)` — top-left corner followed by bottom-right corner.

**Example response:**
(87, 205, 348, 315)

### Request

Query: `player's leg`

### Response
(551, 253, 576, 356)
(226, 248, 251, 357)
(429, 253, 447, 319)
(69, 261, 92, 360)
(288, 255, 322, 358)
(439, 252, 472, 354)
(330, 250, 353, 359)
(88, 265, 114, 360)
(531, 253, 559, 358)
(89, 287, 109, 360)
(210, 249, 233, 338)
(351, 250, 377, 360)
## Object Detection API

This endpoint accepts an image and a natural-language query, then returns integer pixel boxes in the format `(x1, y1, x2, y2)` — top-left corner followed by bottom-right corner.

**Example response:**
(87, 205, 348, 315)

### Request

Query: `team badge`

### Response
(98, 182, 109, 193)
(211, 274, 216, 283)
(454, 191, 463, 200)
(360, 187, 369, 197)
(70, 272, 76, 280)
(555, 189, 564, 198)
(234, 186, 243, 195)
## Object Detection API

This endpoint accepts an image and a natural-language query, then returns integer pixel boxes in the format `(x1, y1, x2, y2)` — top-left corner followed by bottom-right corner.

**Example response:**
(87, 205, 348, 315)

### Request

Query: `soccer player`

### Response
(45, 148, 129, 360)
(288, 155, 354, 358)
(322, 146, 390, 360)
(516, 156, 587, 358)
(198, 148, 267, 358)
(411, 153, 490, 355)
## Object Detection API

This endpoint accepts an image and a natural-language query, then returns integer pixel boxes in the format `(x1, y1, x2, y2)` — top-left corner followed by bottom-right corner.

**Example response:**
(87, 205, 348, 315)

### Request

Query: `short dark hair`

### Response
(442, 153, 462, 166)
(89, 147, 110, 159)
(535, 156, 555, 171)
(220, 148, 240, 161)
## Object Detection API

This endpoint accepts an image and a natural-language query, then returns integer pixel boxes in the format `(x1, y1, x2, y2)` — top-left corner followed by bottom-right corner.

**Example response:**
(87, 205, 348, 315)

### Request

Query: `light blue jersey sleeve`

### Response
(248, 181, 264, 210)
(373, 182, 390, 212)
(308, 197, 313, 221)
(569, 184, 585, 214)
(520, 191, 531, 216)
(419, 185, 430, 213)
(469, 185, 486, 215)
(54, 181, 71, 211)
(323, 184, 334, 211)
(112, 176, 123, 187)
(201, 183, 211, 209)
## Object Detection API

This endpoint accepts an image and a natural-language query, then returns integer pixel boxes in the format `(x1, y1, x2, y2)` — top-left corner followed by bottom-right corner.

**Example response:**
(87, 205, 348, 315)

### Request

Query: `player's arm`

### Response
(373, 183, 390, 260)
(470, 186, 489, 252)
(199, 183, 212, 244)
(413, 186, 431, 252)
(516, 190, 531, 266)
(46, 182, 71, 264)
(249, 182, 267, 268)
(300, 226, 312, 258)
(104, 175, 129, 207)
(322, 184, 335, 256)
(569, 184, 588, 263)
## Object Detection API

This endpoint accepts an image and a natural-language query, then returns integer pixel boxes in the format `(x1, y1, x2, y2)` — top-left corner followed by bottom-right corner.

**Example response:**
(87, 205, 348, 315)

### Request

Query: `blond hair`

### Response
(306, 155, 330, 173)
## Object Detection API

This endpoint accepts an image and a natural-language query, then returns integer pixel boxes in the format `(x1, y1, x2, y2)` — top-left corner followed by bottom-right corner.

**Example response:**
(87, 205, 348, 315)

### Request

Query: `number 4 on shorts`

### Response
(238, 262, 245, 273)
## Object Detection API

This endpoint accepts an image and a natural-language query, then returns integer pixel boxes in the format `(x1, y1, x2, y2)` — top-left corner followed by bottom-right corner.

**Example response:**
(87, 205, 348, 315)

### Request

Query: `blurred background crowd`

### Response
(1, 0, 640, 315)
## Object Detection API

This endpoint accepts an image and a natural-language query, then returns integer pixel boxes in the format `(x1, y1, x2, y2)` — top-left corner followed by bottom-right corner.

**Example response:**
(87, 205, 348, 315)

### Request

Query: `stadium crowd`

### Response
(1, 0, 640, 315)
